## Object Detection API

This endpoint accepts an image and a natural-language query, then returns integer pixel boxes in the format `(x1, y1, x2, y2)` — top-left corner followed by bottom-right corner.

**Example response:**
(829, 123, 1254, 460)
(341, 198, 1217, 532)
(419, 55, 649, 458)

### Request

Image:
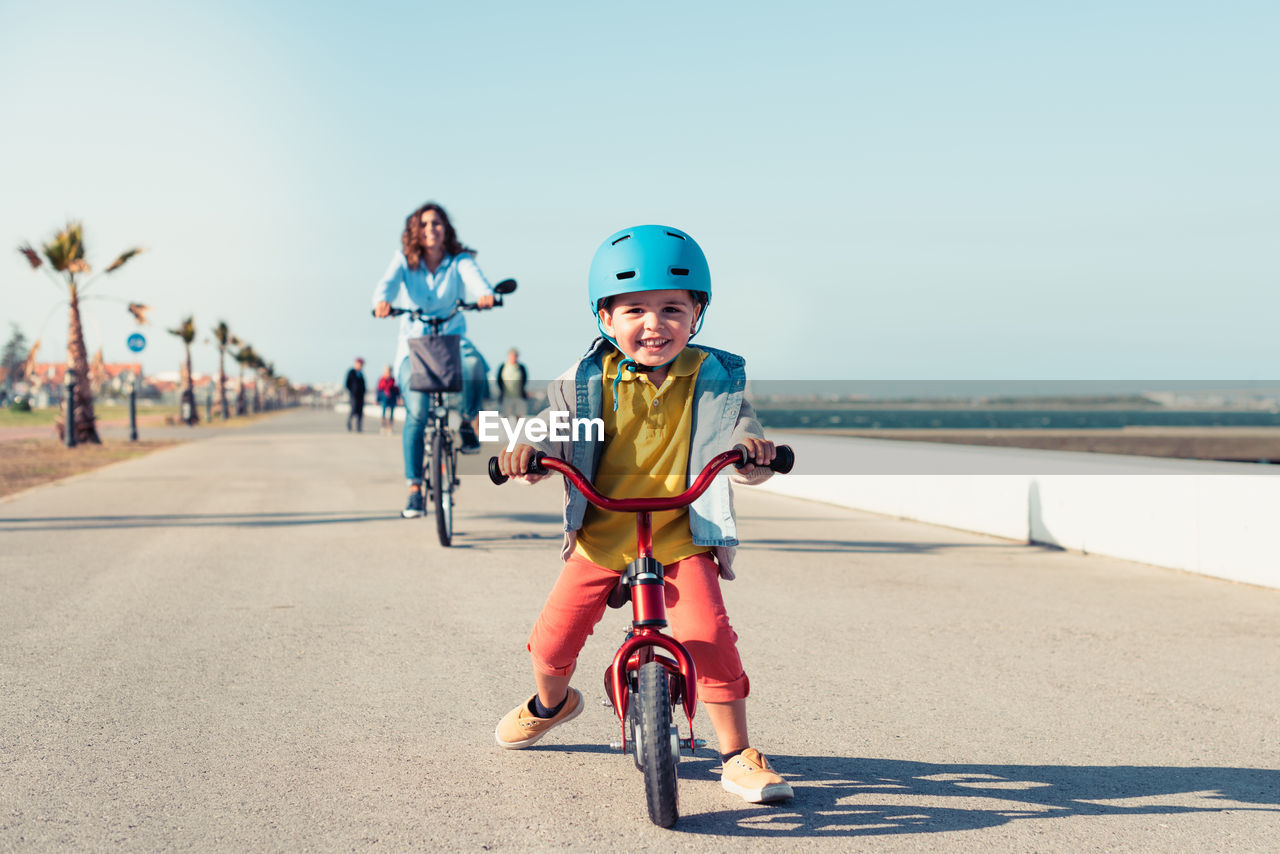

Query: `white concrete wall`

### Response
(754, 432, 1280, 589)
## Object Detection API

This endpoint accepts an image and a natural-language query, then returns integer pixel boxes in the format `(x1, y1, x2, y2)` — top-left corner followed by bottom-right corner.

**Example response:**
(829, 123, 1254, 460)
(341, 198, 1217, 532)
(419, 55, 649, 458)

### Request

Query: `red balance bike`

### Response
(488, 443, 794, 827)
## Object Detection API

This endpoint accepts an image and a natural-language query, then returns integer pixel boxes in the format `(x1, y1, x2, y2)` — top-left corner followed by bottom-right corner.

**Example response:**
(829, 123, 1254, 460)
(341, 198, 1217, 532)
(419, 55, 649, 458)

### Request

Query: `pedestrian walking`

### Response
(345, 357, 367, 432)
(495, 347, 529, 420)
(376, 364, 400, 433)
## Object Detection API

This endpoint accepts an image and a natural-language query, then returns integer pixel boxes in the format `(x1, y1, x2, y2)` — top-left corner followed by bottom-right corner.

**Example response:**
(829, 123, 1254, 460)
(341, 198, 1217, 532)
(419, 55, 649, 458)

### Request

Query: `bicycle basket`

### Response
(407, 334, 464, 393)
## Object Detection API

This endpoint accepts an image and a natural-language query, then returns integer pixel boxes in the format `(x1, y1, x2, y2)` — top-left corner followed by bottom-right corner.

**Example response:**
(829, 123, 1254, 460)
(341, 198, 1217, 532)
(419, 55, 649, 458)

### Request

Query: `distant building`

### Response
(31, 361, 143, 394)
(20, 362, 274, 407)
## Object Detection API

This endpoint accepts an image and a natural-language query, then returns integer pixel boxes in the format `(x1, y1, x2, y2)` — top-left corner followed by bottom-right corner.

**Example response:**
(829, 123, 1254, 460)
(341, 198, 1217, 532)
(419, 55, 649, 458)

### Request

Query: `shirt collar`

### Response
(667, 347, 703, 377)
(610, 347, 700, 382)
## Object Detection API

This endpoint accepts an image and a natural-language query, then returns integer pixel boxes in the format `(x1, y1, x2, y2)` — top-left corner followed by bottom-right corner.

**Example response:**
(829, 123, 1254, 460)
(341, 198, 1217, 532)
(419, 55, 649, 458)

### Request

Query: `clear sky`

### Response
(2, 0, 1276, 386)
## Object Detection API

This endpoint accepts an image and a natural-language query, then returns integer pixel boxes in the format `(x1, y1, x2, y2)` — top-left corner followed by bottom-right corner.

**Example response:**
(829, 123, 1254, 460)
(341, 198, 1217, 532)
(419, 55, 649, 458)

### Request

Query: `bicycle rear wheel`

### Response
(637, 660, 678, 827)
(431, 429, 454, 547)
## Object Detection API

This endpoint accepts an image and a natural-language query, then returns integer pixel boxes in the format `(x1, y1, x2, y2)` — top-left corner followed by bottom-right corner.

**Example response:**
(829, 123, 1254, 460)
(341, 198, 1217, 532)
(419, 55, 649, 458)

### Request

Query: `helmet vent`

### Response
(670, 268, 689, 276)
(611, 235, 632, 246)
(615, 270, 636, 280)
(666, 232, 686, 240)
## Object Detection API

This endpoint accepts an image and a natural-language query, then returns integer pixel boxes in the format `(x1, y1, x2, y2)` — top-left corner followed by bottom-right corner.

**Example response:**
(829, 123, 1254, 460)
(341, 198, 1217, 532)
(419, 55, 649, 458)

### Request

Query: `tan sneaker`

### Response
(494, 689, 583, 749)
(721, 748, 794, 803)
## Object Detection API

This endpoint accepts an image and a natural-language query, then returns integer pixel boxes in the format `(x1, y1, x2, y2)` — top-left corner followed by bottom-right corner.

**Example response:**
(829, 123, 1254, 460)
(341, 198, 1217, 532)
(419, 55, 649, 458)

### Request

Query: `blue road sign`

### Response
(127, 333, 146, 353)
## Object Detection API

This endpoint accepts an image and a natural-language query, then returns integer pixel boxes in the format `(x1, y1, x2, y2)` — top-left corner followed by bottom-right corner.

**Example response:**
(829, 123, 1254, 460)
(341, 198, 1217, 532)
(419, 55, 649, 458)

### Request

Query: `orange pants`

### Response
(527, 552, 750, 703)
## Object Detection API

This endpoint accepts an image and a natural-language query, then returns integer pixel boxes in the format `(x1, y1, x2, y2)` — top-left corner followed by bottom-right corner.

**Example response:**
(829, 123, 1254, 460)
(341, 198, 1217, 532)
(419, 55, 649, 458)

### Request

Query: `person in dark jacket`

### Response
(495, 348, 528, 419)
(345, 357, 367, 432)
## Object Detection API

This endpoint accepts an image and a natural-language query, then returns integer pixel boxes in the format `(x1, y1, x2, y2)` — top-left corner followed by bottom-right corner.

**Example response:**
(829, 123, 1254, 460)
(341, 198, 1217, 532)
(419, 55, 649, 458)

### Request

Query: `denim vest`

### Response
(538, 339, 766, 578)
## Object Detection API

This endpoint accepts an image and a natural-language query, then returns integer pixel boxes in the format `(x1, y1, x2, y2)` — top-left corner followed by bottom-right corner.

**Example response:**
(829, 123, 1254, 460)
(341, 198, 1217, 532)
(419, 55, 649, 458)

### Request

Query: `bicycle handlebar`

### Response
(370, 278, 516, 322)
(487, 444, 794, 512)
(372, 297, 501, 322)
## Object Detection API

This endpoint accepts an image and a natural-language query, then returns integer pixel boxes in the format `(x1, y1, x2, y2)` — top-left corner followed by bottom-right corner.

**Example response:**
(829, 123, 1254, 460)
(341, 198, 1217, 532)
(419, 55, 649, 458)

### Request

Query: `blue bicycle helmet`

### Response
(588, 225, 711, 344)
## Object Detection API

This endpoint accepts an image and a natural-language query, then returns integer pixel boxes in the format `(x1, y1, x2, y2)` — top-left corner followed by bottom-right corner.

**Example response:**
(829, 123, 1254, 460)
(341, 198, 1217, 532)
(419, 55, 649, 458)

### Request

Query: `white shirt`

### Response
(372, 251, 494, 373)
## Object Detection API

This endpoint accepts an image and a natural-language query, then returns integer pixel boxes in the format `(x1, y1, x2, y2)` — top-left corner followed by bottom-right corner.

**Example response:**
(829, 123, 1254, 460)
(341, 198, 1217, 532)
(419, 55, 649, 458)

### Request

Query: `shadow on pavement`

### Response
(0, 511, 392, 531)
(468, 512, 563, 526)
(748, 539, 1036, 554)
(461, 518, 1041, 557)
(523, 742, 620, 755)
(672, 756, 1280, 837)
(439, 535, 1047, 556)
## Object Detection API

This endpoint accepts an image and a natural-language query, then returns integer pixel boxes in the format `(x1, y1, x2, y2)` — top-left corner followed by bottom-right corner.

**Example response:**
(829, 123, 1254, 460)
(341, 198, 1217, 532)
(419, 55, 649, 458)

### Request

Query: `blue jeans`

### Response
(398, 339, 488, 484)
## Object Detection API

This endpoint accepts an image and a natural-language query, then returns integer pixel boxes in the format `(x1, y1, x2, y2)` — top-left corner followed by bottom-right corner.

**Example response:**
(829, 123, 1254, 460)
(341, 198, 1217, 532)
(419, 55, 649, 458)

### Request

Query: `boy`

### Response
(494, 225, 793, 804)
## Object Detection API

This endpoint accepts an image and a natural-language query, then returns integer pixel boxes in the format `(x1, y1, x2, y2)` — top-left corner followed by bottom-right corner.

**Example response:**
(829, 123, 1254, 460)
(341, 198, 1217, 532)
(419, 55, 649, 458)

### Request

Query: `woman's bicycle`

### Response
(377, 278, 515, 546)
(488, 442, 794, 827)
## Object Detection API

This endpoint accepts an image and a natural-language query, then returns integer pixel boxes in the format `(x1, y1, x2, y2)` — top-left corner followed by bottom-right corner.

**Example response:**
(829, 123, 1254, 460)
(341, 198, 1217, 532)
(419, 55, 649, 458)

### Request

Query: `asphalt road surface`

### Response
(3, 409, 1277, 852)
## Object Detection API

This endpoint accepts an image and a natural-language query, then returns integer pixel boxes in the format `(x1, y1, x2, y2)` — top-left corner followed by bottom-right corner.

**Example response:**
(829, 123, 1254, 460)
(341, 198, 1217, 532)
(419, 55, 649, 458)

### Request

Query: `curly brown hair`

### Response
(401, 202, 475, 270)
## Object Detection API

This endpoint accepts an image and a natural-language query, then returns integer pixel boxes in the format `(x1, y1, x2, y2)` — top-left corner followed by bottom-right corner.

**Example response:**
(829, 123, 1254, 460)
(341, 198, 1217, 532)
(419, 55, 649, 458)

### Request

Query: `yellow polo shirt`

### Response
(574, 347, 710, 571)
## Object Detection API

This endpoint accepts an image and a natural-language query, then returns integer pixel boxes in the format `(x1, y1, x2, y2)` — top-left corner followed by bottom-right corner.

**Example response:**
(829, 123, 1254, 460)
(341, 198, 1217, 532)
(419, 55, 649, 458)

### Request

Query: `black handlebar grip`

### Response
(488, 452, 549, 485)
(734, 444, 795, 473)
(770, 445, 795, 474)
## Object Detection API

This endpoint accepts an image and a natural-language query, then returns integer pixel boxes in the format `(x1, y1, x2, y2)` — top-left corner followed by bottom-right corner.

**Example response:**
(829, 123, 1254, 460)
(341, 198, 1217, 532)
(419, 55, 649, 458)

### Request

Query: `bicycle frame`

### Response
(423, 390, 452, 473)
(519, 448, 753, 753)
(386, 305, 461, 426)
(379, 281, 516, 463)
(384, 298, 491, 474)
(490, 440, 791, 826)
(400, 312, 458, 495)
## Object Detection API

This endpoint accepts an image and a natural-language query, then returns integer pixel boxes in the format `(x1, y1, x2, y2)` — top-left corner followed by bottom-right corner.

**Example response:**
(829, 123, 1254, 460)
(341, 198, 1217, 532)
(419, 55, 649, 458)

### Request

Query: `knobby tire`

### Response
(638, 660, 678, 827)
(432, 429, 453, 547)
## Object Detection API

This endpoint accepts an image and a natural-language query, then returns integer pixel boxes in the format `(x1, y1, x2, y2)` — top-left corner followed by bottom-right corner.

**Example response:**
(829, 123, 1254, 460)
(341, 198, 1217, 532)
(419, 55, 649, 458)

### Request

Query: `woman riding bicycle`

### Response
(372, 201, 497, 519)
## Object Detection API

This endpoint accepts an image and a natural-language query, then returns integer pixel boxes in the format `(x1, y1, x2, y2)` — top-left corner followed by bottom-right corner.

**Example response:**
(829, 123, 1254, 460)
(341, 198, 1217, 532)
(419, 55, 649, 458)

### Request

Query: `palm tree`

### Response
(260, 361, 275, 410)
(17, 222, 144, 444)
(168, 315, 198, 425)
(212, 321, 236, 419)
(233, 344, 257, 416)
(273, 374, 292, 408)
(250, 352, 265, 413)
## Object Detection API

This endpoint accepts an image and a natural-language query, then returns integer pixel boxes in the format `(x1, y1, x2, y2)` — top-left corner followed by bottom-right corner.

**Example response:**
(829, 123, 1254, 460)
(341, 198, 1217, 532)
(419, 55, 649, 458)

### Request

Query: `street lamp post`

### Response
(129, 376, 138, 442)
(64, 368, 77, 448)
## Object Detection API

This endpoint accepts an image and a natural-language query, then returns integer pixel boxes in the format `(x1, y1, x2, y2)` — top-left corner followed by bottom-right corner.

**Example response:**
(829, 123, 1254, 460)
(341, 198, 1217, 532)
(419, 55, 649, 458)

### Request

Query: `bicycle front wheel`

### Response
(637, 660, 678, 827)
(431, 429, 454, 547)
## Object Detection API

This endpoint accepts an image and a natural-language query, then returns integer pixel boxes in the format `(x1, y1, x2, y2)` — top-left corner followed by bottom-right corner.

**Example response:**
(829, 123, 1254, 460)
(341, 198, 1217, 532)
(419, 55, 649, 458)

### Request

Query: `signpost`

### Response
(126, 334, 145, 440)
(129, 378, 138, 441)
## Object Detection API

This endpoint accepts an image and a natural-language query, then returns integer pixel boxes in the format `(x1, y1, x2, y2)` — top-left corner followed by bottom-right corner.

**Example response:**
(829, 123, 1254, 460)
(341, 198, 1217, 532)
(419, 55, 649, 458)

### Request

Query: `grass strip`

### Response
(0, 405, 179, 428)
(0, 438, 179, 499)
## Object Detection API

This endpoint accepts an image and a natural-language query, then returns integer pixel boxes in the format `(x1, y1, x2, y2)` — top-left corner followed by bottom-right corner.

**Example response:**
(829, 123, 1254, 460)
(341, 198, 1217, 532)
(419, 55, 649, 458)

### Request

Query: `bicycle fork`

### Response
(605, 511, 706, 755)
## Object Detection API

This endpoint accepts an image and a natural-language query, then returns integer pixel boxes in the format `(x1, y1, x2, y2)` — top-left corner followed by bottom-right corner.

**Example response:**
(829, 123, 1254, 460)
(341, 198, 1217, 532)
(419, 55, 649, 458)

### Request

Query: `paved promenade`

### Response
(2, 409, 1277, 852)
